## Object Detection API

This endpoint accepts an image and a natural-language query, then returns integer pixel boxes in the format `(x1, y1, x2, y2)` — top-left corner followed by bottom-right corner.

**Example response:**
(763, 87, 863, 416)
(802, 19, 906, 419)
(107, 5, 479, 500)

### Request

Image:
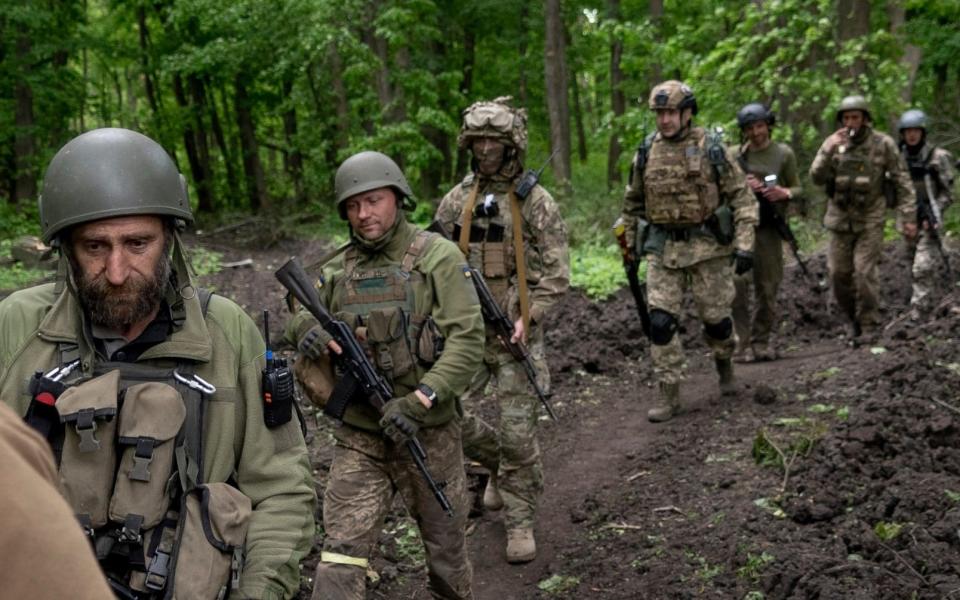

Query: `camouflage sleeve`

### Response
(933, 147, 956, 208)
(619, 151, 645, 250)
(721, 147, 758, 253)
(887, 137, 917, 225)
(809, 135, 839, 186)
(780, 144, 803, 200)
(525, 187, 570, 325)
(435, 183, 466, 238)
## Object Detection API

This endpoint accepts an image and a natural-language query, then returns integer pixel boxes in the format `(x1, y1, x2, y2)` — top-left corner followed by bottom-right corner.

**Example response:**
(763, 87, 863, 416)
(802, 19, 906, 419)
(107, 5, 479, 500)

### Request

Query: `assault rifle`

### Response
(612, 217, 651, 338)
(917, 195, 952, 278)
(275, 257, 454, 516)
(427, 222, 557, 421)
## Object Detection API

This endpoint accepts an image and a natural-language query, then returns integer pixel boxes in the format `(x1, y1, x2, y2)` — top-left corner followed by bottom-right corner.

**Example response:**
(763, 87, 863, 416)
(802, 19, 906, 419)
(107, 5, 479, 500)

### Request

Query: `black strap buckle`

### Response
(144, 550, 171, 591)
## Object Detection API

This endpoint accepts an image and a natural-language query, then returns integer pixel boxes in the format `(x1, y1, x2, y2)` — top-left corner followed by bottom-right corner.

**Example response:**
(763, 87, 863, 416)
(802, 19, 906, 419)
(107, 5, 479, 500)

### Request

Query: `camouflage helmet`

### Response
(836, 95, 871, 122)
(648, 80, 698, 115)
(334, 151, 414, 219)
(457, 96, 528, 152)
(898, 109, 928, 132)
(736, 103, 775, 129)
(39, 128, 192, 244)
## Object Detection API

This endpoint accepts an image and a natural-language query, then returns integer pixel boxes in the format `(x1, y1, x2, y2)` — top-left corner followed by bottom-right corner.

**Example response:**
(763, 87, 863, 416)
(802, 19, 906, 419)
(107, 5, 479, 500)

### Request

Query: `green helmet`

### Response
(334, 151, 414, 218)
(39, 128, 192, 244)
(648, 80, 698, 115)
(836, 95, 871, 122)
(457, 96, 528, 152)
(898, 109, 928, 132)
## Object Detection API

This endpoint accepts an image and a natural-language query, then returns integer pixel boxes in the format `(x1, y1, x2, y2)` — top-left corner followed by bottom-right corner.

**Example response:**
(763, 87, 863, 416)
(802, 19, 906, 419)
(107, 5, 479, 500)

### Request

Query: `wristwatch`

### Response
(416, 383, 438, 409)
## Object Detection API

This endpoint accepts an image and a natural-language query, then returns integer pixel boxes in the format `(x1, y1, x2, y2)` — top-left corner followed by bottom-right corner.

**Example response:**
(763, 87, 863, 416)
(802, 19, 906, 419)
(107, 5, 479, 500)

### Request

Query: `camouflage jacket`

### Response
(436, 173, 570, 326)
(810, 126, 916, 232)
(901, 141, 955, 213)
(620, 126, 758, 269)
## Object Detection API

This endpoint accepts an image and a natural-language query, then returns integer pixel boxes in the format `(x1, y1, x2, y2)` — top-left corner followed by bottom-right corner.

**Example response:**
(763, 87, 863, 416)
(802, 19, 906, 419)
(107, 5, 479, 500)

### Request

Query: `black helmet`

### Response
(737, 103, 775, 129)
(39, 128, 192, 243)
(897, 109, 928, 132)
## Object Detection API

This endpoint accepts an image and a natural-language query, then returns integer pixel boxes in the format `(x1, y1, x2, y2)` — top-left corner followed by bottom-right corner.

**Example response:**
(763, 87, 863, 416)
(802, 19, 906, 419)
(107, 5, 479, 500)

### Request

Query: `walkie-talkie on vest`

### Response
(513, 149, 559, 200)
(25, 358, 80, 449)
(261, 310, 295, 428)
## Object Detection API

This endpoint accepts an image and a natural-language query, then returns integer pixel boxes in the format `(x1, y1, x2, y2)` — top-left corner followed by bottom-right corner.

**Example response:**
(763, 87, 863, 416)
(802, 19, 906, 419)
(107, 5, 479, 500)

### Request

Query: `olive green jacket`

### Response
(285, 218, 484, 432)
(0, 264, 317, 600)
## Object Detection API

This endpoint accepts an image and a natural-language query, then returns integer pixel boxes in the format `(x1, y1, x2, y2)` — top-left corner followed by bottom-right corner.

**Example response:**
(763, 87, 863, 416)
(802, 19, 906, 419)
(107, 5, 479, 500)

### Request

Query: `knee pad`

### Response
(649, 309, 678, 346)
(703, 317, 733, 341)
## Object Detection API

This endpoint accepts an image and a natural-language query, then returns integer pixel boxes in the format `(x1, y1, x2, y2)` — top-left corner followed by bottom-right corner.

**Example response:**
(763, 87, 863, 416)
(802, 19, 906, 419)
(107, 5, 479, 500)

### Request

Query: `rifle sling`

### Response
(458, 180, 481, 256)
(509, 189, 531, 332)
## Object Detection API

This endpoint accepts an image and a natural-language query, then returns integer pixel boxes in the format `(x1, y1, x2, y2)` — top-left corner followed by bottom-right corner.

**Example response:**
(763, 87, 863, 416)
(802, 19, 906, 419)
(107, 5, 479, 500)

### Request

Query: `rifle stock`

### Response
(275, 257, 454, 516)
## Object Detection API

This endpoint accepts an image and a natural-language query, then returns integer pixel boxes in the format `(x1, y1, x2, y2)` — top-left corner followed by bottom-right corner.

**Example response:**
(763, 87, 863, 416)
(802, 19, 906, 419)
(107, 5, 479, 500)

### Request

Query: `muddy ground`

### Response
(196, 226, 960, 600)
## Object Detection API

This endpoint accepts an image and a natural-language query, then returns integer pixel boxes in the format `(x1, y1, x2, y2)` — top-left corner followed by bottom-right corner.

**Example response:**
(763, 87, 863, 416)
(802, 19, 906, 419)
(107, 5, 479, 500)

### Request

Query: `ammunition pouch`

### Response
(705, 205, 735, 245)
(413, 315, 445, 366)
(293, 352, 336, 409)
(641, 223, 667, 256)
(366, 307, 415, 382)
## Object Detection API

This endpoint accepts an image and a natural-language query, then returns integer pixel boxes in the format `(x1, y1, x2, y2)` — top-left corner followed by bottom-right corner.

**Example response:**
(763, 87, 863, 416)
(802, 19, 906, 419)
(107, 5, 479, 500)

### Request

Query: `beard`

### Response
(74, 253, 171, 332)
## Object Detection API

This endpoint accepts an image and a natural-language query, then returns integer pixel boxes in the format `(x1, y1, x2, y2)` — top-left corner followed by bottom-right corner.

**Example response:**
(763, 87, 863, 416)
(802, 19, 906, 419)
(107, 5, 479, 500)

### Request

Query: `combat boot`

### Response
(483, 472, 503, 510)
(506, 528, 536, 563)
(716, 357, 736, 396)
(647, 382, 680, 423)
(751, 343, 776, 362)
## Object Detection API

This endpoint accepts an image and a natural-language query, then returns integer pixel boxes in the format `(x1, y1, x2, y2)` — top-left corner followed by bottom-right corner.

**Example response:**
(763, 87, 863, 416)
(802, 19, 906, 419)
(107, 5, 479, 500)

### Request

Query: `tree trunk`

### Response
(234, 77, 268, 212)
(544, 0, 572, 189)
(281, 77, 305, 204)
(328, 43, 350, 150)
(188, 75, 213, 213)
(836, 0, 870, 82)
(887, 3, 922, 104)
(649, 0, 664, 85)
(172, 74, 212, 213)
(566, 25, 587, 164)
(518, 4, 529, 108)
(14, 35, 37, 203)
(607, 0, 626, 189)
(456, 29, 476, 179)
(209, 83, 240, 205)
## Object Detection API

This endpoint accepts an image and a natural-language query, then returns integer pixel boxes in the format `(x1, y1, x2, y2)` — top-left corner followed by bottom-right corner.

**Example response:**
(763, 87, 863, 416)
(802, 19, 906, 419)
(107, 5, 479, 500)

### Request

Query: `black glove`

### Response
(379, 393, 429, 445)
(733, 250, 754, 275)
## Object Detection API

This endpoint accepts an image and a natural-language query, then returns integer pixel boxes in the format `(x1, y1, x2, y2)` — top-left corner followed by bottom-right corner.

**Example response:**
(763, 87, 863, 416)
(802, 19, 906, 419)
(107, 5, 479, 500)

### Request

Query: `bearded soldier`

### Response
(285, 151, 484, 599)
(619, 81, 758, 423)
(731, 103, 802, 362)
(897, 109, 956, 317)
(0, 128, 316, 599)
(810, 96, 917, 342)
(435, 97, 570, 564)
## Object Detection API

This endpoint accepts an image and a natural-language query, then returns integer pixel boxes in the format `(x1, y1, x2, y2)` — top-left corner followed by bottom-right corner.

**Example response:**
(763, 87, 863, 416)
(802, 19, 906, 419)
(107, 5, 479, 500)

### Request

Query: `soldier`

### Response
(435, 97, 570, 563)
(0, 128, 316, 600)
(897, 109, 956, 317)
(285, 151, 484, 599)
(619, 80, 758, 423)
(810, 96, 917, 341)
(731, 103, 803, 362)
(0, 402, 114, 600)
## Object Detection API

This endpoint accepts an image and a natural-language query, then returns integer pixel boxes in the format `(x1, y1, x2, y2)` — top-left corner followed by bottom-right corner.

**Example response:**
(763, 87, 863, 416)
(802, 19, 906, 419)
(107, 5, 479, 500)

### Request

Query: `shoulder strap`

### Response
(633, 131, 657, 182)
(401, 230, 439, 275)
(197, 287, 214, 317)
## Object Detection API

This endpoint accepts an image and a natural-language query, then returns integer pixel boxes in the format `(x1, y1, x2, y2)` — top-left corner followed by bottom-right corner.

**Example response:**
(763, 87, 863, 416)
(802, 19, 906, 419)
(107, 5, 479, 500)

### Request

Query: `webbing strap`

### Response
(457, 180, 481, 256)
(508, 189, 531, 331)
(320, 551, 369, 568)
(400, 230, 435, 275)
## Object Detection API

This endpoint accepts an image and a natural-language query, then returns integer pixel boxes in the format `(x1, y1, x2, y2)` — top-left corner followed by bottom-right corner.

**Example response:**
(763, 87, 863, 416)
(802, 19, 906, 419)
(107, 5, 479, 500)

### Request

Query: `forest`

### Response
(3, 0, 959, 252)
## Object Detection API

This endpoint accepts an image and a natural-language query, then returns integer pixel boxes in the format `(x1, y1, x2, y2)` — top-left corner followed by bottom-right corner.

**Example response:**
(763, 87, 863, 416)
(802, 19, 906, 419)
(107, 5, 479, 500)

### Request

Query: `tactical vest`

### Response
(334, 231, 445, 392)
(832, 134, 885, 208)
(903, 145, 935, 204)
(25, 292, 251, 599)
(452, 188, 514, 307)
(643, 128, 721, 226)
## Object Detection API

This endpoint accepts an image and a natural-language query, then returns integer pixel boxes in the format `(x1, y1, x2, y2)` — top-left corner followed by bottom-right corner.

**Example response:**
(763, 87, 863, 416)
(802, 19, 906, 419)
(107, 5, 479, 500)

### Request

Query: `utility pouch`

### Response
(109, 382, 186, 531)
(366, 307, 414, 380)
(293, 352, 335, 409)
(482, 240, 509, 279)
(172, 483, 251, 600)
(57, 369, 120, 528)
(641, 223, 667, 256)
(706, 205, 735, 245)
(414, 315, 445, 365)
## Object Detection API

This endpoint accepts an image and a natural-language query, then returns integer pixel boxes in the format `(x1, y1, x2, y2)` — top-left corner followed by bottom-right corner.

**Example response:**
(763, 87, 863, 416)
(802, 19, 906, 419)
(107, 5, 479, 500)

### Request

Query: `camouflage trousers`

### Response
(733, 225, 784, 349)
(828, 225, 883, 329)
(461, 327, 548, 530)
(909, 228, 944, 311)
(647, 254, 737, 385)
(313, 421, 472, 600)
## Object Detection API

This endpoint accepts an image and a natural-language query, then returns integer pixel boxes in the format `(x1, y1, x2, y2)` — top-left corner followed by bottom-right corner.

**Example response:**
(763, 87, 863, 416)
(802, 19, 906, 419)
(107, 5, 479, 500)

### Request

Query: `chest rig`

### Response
(24, 291, 249, 599)
(831, 134, 885, 208)
(643, 128, 721, 226)
(334, 231, 443, 392)
(452, 182, 515, 307)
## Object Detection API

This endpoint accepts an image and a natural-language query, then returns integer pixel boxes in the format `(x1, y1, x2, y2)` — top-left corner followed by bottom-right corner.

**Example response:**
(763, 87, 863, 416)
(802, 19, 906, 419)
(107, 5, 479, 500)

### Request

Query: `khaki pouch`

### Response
(852, 175, 871, 193)
(482, 241, 509, 278)
(110, 382, 186, 530)
(834, 175, 852, 192)
(366, 307, 414, 379)
(414, 315, 445, 365)
(57, 369, 120, 528)
(293, 352, 335, 408)
(173, 483, 252, 600)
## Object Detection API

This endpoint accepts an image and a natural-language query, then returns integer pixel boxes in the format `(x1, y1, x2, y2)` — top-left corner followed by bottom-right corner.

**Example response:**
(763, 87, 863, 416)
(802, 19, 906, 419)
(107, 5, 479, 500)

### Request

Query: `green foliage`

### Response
(570, 241, 627, 299)
(684, 549, 723, 582)
(537, 574, 580, 594)
(382, 518, 425, 567)
(0, 261, 46, 291)
(0, 202, 41, 239)
(737, 551, 776, 583)
(186, 246, 223, 277)
(873, 521, 904, 542)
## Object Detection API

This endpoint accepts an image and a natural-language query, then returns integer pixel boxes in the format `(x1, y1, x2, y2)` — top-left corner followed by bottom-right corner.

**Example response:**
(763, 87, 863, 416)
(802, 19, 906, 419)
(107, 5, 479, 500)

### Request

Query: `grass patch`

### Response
(186, 246, 224, 277)
(737, 551, 775, 583)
